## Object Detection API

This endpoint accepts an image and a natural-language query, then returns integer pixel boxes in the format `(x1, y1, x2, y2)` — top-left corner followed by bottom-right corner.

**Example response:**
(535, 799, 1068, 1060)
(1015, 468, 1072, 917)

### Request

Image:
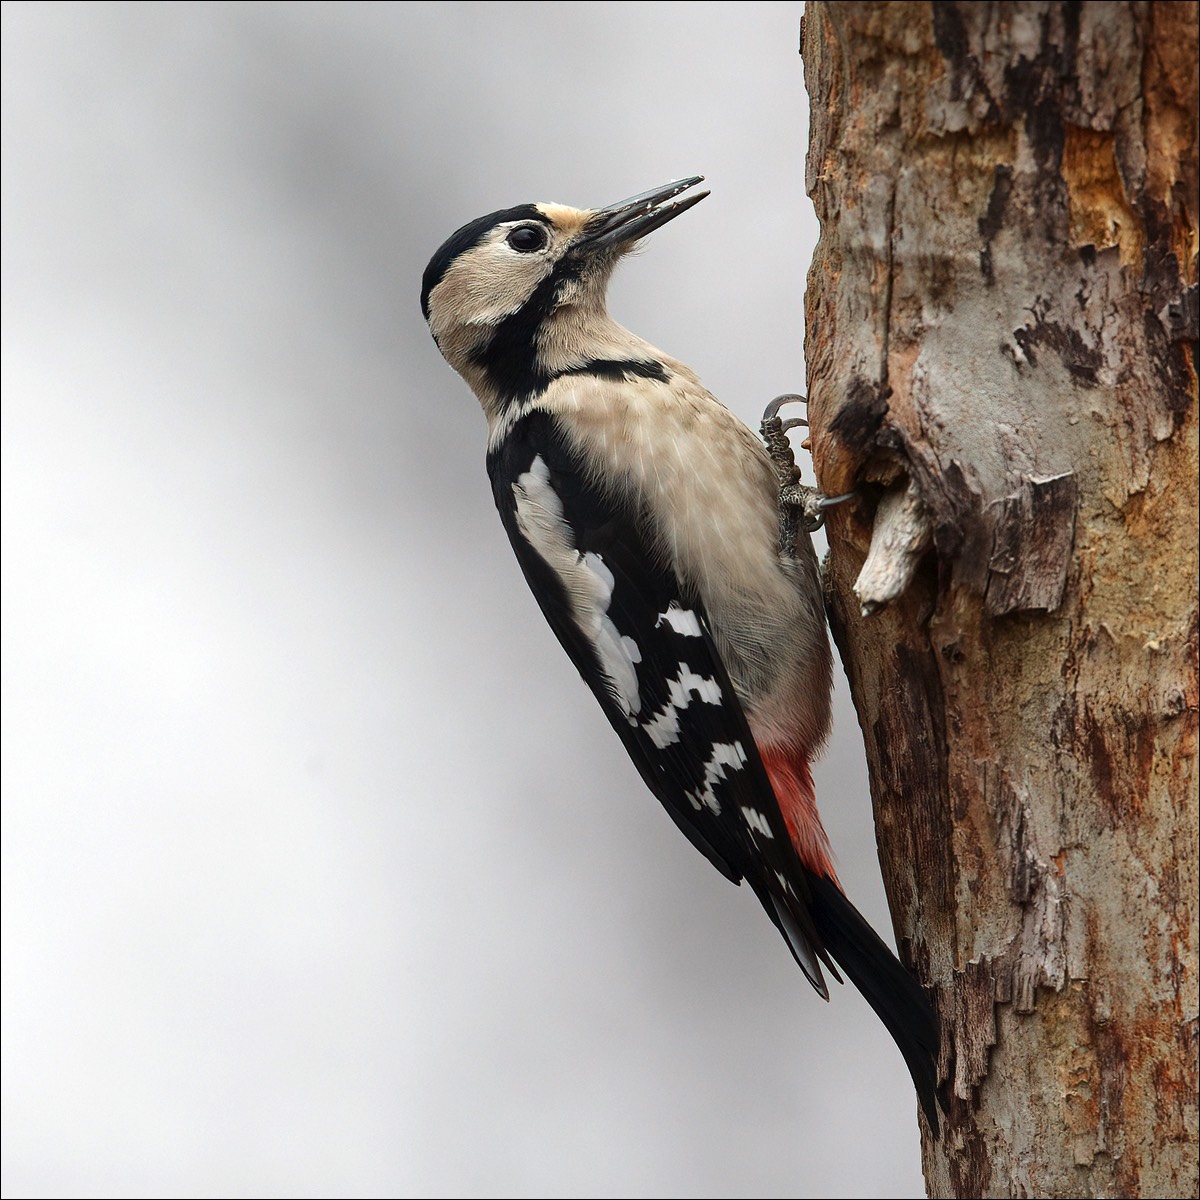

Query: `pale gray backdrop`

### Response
(2, 3, 925, 1196)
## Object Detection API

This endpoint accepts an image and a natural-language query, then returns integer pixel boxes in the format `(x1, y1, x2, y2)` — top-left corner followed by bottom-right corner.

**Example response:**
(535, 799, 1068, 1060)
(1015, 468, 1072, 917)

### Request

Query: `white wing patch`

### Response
(641, 663, 724, 750)
(582, 551, 643, 719)
(656, 603, 702, 638)
(687, 741, 747, 815)
(513, 456, 642, 719)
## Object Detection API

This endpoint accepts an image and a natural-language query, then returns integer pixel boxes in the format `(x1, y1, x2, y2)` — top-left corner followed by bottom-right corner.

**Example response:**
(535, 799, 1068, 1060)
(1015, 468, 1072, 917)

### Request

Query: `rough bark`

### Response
(801, 3, 1198, 1196)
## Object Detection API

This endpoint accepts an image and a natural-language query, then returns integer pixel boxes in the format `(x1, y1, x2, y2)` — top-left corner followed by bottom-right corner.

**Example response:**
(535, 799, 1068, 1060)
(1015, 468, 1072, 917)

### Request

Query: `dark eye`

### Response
(507, 224, 548, 252)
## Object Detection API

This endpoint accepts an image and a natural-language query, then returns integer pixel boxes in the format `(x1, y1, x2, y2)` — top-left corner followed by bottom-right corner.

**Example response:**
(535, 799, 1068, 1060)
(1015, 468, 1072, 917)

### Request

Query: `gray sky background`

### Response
(2, 4, 926, 1196)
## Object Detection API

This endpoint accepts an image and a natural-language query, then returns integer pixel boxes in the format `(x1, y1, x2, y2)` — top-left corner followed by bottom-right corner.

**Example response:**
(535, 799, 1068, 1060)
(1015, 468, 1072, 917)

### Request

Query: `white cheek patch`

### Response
(641, 664, 724, 750)
(656, 603, 703, 638)
(447, 238, 553, 328)
(513, 457, 642, 719)
(687, 741, 747, 815)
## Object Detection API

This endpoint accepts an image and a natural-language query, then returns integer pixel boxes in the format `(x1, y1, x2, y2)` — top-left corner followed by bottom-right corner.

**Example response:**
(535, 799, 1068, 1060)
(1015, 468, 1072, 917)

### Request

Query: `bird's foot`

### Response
(760, 395, 857, 535)
(760, 394, 807, 492)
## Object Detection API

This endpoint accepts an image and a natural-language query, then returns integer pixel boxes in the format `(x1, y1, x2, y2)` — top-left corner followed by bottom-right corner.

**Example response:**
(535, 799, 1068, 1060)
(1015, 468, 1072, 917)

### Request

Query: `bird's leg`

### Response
(760, 396, 857, 554)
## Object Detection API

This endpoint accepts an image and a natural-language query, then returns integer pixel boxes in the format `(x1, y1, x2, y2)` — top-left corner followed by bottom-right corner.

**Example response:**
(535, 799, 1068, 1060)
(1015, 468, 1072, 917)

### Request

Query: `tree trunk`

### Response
(800, 3, 1198, 1196)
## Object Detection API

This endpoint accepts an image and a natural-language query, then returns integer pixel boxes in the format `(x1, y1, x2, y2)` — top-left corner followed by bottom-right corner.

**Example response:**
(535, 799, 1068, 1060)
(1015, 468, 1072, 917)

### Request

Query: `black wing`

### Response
(487, 408, 835, 993)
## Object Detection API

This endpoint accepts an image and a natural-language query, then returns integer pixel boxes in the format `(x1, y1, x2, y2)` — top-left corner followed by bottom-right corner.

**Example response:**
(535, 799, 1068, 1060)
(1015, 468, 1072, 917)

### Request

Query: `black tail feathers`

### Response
(806, 872, 943, 1131)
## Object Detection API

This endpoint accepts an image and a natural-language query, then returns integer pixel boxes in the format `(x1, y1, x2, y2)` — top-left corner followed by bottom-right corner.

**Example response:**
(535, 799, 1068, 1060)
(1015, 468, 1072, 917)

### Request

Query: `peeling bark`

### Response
(801, 3, 1198, 1196)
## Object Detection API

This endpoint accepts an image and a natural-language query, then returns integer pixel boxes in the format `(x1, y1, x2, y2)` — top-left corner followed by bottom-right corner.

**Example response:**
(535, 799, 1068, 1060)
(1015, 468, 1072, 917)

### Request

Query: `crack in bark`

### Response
(880, 179, 897, 392)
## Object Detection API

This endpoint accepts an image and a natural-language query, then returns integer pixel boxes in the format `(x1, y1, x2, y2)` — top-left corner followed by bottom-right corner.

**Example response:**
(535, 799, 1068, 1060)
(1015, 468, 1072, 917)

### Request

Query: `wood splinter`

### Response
(854, 480, 932, 617)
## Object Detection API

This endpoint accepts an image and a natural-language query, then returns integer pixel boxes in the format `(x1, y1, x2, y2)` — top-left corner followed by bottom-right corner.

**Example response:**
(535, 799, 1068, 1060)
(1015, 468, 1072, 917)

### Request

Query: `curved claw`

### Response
(762, 393, 808, 421)
(817, 490, 858, 510)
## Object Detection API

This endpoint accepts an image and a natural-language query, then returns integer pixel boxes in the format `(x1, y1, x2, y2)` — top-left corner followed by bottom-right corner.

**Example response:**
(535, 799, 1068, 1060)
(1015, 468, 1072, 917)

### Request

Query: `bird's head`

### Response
(421, 177, 708, 412)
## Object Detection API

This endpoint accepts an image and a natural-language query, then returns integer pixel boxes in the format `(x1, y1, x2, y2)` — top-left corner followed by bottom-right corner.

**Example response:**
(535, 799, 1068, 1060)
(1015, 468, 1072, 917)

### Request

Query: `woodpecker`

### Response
(421, 177, 940, 1126)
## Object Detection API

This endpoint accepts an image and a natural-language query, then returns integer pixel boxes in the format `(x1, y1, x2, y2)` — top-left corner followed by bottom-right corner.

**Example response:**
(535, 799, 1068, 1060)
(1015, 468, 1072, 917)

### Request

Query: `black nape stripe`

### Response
(557, 359, 670, 384)
(420, 204, 547, 319)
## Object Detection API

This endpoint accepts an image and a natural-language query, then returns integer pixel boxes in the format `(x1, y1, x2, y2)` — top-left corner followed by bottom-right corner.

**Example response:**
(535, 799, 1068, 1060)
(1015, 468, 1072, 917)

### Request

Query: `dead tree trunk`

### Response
(800, 3, 1198, 1196)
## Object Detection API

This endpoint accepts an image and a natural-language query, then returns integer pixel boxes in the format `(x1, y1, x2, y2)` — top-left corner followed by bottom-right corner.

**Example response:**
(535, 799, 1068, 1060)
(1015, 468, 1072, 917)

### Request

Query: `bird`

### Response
(421, 176, 940, 1127)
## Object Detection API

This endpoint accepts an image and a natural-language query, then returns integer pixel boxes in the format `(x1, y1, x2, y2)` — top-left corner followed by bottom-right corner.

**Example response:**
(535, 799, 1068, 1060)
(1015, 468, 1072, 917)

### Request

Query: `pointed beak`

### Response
(581, 176, 709, 249)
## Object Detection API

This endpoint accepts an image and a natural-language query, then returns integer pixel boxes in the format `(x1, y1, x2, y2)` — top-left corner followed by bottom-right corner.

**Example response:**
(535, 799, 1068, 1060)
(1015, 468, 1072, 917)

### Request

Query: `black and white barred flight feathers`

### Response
(420, 178, 942, 1128)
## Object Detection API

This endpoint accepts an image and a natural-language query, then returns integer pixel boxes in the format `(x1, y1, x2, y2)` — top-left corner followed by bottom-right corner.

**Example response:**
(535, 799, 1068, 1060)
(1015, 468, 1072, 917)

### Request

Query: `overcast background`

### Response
(2, 4, 926, 1197)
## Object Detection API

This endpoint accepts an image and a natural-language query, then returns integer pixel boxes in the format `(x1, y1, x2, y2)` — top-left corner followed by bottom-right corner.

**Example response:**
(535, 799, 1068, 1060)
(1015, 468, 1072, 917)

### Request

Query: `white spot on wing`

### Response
(513, 457, 642, 718)
(582, 550, 613, 591)
(741, 807, 774, 838)
(641, 664, 723, 749)
(686, 741, 747, 814)
(656, 603, 702, 637)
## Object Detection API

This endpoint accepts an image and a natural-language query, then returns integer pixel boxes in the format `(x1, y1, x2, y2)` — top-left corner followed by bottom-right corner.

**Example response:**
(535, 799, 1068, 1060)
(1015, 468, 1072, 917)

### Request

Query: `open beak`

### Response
(582, 176, 709, 249)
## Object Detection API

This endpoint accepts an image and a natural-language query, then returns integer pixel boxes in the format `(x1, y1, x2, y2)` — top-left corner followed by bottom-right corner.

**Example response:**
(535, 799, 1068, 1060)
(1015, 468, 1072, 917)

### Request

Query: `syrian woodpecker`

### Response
(421, 177, 940, 1126)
